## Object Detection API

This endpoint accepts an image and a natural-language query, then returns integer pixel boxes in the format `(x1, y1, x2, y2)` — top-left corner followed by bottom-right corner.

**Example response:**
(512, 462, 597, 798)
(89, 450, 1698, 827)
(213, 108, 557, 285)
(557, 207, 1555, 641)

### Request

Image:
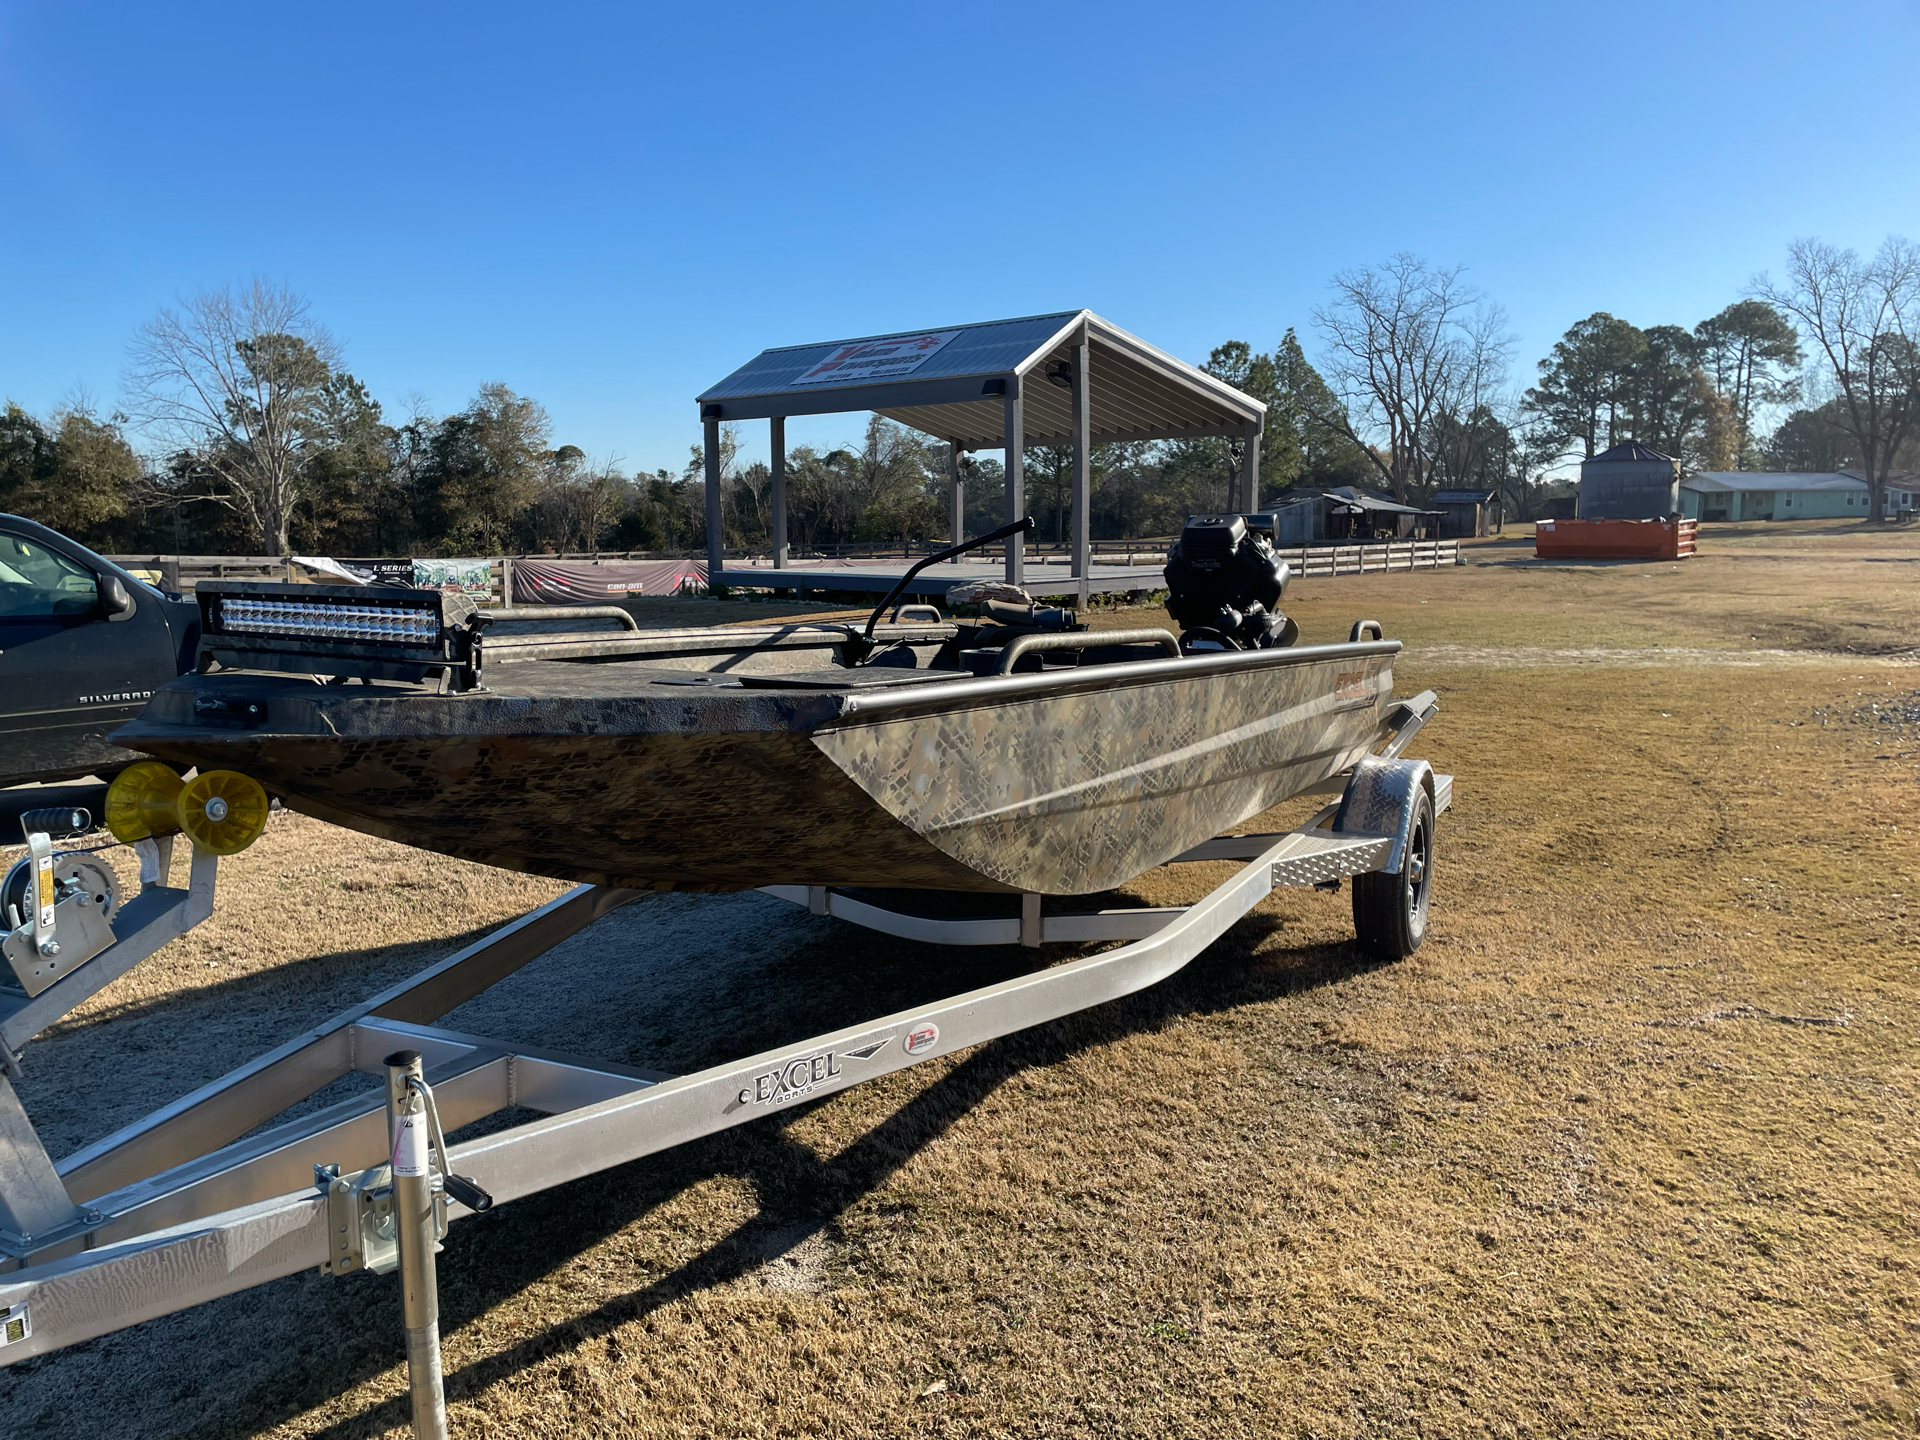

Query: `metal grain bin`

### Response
(1577, 442, 1680, 519)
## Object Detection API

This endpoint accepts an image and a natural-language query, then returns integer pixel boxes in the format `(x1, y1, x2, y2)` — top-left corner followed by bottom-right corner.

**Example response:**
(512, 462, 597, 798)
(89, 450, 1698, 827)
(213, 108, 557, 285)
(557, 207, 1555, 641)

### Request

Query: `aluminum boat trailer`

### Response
(0, 693, 1446, 1424)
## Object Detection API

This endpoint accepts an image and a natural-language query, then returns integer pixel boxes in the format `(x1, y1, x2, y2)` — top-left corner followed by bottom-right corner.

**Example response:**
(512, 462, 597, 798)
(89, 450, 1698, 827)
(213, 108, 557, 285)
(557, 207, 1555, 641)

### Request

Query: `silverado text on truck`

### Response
(0, 513, 200, 788)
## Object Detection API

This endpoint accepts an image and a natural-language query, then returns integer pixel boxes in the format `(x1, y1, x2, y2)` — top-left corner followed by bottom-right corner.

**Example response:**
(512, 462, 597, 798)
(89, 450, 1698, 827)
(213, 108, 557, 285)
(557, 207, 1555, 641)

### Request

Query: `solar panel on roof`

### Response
(698, 313, 1082, 402)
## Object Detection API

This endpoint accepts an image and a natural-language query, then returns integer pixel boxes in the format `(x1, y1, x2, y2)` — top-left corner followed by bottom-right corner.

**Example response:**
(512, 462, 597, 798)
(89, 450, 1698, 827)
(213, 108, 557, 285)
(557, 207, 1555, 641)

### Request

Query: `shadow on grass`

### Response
(21, 923, 524, 1166)
(186, 910, 1391, 1440)
(40, 922, 511, 1041)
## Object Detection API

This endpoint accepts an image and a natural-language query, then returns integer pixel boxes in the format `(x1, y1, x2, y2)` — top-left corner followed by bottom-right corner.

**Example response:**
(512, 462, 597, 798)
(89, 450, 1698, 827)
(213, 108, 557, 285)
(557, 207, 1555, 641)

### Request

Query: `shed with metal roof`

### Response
(695, 311, 1266, 595)
(1261, 486, 1442, 545)
(1429, 488, 1501, 538)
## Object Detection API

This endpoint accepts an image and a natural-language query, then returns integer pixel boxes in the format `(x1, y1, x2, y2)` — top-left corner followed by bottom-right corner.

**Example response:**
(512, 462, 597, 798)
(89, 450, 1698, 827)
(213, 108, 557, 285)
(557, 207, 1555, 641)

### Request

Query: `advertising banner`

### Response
(792, 330, 959, 386)
(511, 559, 708, 603)
(412, 558, 494, 596)
(346, 559, 415, 586)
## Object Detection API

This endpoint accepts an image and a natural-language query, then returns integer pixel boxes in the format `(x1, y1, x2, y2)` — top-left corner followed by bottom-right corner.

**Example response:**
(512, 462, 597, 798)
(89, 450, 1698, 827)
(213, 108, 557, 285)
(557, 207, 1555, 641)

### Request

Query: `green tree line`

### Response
(6, 241, 1917, 554)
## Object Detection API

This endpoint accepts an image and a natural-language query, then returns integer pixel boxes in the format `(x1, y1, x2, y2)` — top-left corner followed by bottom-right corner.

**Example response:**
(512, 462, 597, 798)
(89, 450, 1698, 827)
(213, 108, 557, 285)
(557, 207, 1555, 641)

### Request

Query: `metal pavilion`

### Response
(695, 311, 1267, 603)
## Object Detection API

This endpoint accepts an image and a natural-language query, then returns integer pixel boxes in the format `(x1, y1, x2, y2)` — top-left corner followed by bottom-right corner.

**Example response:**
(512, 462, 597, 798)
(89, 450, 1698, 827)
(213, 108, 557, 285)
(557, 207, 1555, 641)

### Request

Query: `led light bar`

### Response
(196, 581, 484, 690)
(219, 598, 442, 645)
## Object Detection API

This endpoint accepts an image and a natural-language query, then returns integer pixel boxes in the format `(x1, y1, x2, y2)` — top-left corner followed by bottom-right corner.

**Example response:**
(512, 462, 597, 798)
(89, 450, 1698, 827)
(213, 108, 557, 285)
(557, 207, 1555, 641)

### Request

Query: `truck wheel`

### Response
(1352, 787, 1434, 960)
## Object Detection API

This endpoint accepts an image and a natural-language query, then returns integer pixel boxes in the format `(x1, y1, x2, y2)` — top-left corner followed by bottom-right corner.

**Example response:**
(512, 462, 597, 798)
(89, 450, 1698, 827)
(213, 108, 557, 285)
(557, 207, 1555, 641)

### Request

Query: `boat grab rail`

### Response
(995, 627, 1181, 675)
(835, 637, 1401, 719)
(854, 515, 1036, 661)
(1350, 620, 1384, 642)
(485, 605, 639, 631)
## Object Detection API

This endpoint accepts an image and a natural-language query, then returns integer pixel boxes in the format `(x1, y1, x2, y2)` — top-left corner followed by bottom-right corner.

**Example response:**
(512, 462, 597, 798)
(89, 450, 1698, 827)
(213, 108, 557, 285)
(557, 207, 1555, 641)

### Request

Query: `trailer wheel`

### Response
(1352, 786, 1434, 960)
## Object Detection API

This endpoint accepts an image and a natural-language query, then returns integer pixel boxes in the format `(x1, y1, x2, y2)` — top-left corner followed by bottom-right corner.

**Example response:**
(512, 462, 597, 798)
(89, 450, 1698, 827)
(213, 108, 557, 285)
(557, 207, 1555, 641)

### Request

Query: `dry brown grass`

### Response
(3, 520, 1917, 1438)
(1277, 518, 1920, 657)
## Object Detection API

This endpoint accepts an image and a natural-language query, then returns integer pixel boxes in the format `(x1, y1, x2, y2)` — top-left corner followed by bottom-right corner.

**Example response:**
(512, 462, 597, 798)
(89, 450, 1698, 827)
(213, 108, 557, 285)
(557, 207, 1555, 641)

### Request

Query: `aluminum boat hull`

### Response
(114, 639, 1401, 895)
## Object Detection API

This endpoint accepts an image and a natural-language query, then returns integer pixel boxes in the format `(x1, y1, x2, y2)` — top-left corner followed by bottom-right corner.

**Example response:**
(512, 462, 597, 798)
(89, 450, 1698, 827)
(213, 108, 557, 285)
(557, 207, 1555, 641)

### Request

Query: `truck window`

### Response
(0, 534, 100, 618)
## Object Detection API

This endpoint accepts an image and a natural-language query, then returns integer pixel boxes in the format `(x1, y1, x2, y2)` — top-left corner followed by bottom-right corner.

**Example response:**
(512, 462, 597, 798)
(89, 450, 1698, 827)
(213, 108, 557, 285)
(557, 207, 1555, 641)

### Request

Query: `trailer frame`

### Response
(0, 695, 1445, 1368)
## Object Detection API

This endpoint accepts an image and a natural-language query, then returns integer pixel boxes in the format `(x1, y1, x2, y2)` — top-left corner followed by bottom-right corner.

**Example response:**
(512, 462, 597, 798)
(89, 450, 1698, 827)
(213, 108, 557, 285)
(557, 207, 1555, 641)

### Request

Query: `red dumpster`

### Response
(1534, 518, 1696, 560)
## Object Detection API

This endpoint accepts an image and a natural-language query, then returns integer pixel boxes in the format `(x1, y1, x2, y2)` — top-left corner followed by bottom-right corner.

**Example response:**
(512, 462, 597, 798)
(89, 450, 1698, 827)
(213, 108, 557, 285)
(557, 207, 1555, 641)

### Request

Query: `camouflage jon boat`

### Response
(110, 521, 1404, 896)
(115, 632, 1399, 895)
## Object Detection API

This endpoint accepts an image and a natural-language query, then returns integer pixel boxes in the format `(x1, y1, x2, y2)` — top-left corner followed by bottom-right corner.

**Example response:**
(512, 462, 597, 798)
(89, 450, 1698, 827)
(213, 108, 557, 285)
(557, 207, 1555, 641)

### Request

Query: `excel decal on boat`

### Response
(734, 1038, 890, 1110)
(1332, 657, 1387, 710)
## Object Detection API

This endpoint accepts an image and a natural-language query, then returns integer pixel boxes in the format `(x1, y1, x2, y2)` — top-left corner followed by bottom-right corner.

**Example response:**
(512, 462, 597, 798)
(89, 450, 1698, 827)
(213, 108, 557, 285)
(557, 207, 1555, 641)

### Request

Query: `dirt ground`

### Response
(2, 519, 1916, 1438)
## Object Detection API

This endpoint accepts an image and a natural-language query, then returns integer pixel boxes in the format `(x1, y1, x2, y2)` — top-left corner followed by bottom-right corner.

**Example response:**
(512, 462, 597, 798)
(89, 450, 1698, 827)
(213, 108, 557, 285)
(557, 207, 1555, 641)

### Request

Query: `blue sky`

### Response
(3, 0, 1917, 475)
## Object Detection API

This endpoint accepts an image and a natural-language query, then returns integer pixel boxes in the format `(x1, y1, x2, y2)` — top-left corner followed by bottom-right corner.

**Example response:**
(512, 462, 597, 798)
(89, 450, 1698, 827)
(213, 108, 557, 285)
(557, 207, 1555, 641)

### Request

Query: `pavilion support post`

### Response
(702, 415, 723, 591)
(1239, 428, 1261, 514)
(1004, 386, 1024, 586)
(770, 416, 787, 570)
(1071, 337, 1091, 609)
(948, 443, 964, 549)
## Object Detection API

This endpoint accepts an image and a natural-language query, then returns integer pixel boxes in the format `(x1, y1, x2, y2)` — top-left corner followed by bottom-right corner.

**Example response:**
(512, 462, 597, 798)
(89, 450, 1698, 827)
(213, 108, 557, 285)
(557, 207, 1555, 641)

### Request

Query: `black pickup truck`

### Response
(0, 513, 200, 789)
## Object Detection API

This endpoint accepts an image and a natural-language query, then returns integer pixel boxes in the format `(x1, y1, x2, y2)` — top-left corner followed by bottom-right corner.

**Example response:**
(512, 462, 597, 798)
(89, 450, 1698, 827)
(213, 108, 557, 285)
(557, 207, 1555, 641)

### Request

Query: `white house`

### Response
(1680, 471, 1917, 521)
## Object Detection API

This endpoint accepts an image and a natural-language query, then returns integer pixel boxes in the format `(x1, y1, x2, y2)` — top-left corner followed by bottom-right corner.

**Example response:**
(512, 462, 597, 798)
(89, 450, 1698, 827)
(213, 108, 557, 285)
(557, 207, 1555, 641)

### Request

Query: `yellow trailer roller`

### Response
(106, 762, 270, 854)
(104, 760, 186, 841)
(174, 771, 270, 854)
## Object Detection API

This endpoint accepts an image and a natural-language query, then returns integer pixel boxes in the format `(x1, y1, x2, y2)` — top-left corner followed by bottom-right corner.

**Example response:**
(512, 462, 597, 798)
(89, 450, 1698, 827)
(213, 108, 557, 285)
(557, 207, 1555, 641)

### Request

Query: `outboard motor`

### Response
(1164, 514, 1299, 650)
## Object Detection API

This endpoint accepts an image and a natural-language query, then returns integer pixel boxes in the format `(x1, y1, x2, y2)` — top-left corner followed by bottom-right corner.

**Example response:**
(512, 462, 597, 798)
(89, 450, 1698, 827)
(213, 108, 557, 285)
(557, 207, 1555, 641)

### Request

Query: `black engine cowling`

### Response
(1163, 514, 1298, 650)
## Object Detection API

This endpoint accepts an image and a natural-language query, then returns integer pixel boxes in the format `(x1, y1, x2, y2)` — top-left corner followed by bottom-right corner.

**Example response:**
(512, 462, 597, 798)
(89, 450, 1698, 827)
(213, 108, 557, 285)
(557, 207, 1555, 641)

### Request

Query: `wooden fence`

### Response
(1277, 540, 1460, 577)
(107, 538, 1460, 604)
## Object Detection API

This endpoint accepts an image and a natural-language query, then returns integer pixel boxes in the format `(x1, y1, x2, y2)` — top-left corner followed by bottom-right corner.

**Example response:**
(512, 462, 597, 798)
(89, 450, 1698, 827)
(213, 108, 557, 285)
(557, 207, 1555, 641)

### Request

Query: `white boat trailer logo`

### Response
(740, 1049, 840, 1108)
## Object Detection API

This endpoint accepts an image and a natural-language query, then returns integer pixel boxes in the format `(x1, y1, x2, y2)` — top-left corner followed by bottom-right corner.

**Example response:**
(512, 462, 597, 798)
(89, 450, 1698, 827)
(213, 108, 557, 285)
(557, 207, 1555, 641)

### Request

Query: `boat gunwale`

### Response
(478, 619, 956, 662)
(828, 637, 1403, 722)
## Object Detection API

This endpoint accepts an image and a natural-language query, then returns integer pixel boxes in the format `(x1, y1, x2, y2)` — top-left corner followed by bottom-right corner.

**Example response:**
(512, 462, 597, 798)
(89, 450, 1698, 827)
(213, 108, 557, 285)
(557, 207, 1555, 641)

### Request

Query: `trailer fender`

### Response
(1331, 757, 1434, 876)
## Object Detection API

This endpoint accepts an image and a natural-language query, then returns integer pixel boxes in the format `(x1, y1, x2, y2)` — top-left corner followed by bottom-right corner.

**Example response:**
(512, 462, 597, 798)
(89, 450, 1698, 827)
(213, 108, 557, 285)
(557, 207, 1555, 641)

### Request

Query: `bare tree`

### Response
(535, 452, 625, 552)
(1752, 238, 1920, 521)
(123, 280, 340, 555)
(1312, 255, 1512, 501)
(682, 421, 745, 547)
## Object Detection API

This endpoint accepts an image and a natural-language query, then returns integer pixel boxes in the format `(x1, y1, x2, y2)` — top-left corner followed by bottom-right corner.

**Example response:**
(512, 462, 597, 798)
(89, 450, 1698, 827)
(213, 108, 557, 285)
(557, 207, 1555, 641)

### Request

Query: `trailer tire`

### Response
(1352, 786, 1433, 960)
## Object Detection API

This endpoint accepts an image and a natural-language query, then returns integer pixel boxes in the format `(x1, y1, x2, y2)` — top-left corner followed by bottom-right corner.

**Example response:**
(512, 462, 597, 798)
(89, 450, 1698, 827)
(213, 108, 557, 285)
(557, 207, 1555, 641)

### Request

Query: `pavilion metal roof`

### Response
(696, 310, 1264, 449)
